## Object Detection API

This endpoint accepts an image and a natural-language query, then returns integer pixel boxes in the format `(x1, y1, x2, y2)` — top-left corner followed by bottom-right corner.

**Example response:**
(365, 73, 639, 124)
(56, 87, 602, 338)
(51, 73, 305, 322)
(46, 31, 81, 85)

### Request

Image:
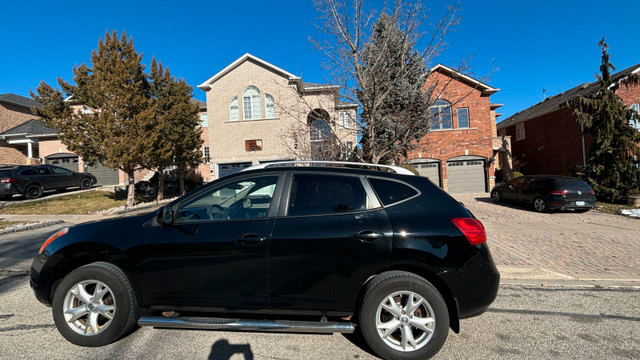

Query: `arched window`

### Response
(310, 118, 331, 142)
(265, 94, 276, 118)
(243, 86, 262, 120)
(229, 97, 239, 121)
(430, 99, 452, 130)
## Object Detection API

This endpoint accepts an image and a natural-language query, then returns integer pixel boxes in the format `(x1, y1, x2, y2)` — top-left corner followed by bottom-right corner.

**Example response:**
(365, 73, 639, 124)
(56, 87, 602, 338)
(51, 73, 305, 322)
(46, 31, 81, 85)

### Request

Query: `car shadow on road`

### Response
(208, 339, 254, 360)
(342, 330, 378, 358)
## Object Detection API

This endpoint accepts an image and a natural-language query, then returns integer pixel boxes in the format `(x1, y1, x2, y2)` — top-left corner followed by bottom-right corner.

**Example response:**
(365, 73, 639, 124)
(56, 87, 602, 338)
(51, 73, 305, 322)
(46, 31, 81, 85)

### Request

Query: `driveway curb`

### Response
(0, 220, 65, 236)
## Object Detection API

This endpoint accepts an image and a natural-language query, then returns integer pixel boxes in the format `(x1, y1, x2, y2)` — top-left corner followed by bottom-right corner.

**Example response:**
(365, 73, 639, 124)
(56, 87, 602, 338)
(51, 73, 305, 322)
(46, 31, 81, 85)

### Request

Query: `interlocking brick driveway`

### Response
(452, 194, 640, 282)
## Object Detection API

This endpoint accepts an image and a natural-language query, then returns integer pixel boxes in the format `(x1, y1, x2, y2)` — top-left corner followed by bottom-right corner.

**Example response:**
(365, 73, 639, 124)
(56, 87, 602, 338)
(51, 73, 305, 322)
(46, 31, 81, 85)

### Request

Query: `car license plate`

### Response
(576, 201, 585, 206)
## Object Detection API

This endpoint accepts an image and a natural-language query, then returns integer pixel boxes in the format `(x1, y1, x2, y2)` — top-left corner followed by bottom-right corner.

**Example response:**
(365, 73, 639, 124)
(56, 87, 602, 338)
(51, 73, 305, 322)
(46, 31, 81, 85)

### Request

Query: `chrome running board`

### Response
(138, 316, 355, 334)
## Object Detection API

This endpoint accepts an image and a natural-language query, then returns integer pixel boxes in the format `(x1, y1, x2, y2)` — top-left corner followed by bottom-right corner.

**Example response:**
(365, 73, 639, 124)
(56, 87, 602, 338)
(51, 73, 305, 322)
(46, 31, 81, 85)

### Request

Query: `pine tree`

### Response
(32, 31, 155, 207)
(566, 38, 640, 202)
(148, 58, 202, 199)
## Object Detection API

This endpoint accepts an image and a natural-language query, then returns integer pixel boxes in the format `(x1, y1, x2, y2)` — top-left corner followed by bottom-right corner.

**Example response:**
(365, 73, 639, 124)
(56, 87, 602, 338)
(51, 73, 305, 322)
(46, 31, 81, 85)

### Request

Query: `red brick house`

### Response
(0, 93, 44, 165)
(408, 64, 507, 193)
(497, 63, 640, 176)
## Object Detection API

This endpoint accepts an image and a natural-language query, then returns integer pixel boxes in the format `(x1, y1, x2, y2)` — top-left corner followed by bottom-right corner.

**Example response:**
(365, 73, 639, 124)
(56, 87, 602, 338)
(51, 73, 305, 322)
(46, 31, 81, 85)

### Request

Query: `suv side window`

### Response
(287, 174, 366, 216)
(50, 167, 71, 175)
(174, 175, 278, 224)
(19, 168, 38, 176)
(368, 177, 418, 206)
(37, 167, 52, 175)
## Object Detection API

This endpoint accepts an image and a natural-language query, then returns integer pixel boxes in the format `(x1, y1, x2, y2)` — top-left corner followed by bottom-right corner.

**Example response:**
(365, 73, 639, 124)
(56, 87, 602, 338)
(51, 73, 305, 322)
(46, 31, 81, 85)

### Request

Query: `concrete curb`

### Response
(0, 220, 65, 236)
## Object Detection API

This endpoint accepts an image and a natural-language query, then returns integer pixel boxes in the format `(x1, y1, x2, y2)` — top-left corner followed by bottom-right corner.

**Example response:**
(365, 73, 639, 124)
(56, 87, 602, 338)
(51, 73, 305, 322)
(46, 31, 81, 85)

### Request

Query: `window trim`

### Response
(457, 107, 470, 128)
(265, 94, 276, 119)
(430, 99, 453, 130)
(229, 96, 239, 121)
(516, 123, 525, 141)
(243, 86, 262, 120)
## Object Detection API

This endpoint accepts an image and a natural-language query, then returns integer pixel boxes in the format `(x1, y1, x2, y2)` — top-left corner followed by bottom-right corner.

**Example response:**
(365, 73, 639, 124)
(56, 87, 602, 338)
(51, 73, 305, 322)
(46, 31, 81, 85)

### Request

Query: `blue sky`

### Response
(1, 0, 638, 121)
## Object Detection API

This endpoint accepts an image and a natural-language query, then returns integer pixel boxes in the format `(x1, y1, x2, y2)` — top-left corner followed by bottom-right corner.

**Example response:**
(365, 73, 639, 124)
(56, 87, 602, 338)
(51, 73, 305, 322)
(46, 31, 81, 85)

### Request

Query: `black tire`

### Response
(359, 271, 449, 360)
(532, 197, 548, 212)
(25, 184, 43, 199)
(52, 262, 139, 347)
(80, 177, 93, 190)
(491, 190, 501, 202)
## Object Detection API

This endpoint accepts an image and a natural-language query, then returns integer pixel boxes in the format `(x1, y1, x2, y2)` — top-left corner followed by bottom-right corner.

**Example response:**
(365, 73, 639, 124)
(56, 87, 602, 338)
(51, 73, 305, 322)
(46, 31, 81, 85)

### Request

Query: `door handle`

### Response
(236, 234, 266, 245)
(353, 231, 382, 242)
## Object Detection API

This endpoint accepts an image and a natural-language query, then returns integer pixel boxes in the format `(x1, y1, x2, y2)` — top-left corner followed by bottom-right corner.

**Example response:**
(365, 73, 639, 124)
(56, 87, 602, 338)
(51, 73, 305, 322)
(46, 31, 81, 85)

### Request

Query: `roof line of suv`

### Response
(243, 161, 416, 176)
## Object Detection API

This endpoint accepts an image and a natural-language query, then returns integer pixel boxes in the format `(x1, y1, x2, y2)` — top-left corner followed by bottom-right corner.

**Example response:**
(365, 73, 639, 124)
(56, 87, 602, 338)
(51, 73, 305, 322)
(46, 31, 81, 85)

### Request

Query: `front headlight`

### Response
(39, 228, 69, 254)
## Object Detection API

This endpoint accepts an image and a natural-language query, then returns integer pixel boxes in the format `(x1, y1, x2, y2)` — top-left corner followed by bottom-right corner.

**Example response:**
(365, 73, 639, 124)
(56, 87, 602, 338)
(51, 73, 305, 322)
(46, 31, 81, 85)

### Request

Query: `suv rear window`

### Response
(288, 174, 366, 216)
(554, 180, 592, 191)
(0, 170, 12, 178)
(368, 178, 418, 206)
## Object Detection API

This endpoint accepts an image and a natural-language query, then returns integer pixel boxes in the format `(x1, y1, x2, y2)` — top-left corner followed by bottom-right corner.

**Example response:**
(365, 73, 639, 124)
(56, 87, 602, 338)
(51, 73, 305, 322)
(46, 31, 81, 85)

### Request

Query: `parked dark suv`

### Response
(31, 162, 499, 360)
(0, 164, 97, 200)
(491, 175, 596, 212)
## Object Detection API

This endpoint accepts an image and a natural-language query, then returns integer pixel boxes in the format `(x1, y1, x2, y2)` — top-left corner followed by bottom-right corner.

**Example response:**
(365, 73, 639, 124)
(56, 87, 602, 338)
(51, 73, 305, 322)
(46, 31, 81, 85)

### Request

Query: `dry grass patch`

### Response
(0, 191, 126, 215)
(595, 202, 635, 216)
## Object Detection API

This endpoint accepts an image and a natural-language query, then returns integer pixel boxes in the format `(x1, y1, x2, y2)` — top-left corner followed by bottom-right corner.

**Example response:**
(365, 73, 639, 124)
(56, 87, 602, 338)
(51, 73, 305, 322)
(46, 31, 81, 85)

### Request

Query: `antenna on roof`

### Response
(542, 88, 546, 99)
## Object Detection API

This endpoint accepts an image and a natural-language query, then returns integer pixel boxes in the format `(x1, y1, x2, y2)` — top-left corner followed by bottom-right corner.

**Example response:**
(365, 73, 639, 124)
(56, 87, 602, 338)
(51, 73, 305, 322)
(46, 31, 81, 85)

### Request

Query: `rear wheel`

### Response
(52, 262, 138, 346)
(533, 197, 548, 212)
(25, 184, 43, 199)
(491, 190, 501, 202)
(359, 271, 449, 360)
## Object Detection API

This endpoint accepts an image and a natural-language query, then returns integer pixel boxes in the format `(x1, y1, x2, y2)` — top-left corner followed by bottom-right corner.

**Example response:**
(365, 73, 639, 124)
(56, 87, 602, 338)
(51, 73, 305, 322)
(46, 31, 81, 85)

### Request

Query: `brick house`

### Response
(198, 53, 357, 179)
(0, 93, 44, 165)
(407, 64, 507, 193)
(497, 62, 640, 176)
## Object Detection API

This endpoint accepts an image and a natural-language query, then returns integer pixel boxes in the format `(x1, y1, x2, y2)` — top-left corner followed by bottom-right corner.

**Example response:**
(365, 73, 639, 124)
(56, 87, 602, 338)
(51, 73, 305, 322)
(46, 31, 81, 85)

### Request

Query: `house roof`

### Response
(198, 53, 301, 90)
(429, 64, 499, 96)
(498, 62, 640, 130)
(0, 93, 42, 109)
(0, 119, 58, 138)
(190, 98, 206, 110)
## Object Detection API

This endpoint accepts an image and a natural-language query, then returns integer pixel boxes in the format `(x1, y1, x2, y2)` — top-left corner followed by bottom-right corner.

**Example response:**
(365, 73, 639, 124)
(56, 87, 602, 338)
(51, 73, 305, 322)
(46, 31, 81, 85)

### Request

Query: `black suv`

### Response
(491, 175, 596, 212)
(31, 162, 499, 360)
(0, 164, 97, 200)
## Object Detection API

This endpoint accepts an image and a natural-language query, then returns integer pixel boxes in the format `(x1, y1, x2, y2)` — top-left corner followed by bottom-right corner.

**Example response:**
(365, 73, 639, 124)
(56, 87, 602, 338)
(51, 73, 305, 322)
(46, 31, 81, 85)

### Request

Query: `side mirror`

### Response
(157, 206, 174, 225)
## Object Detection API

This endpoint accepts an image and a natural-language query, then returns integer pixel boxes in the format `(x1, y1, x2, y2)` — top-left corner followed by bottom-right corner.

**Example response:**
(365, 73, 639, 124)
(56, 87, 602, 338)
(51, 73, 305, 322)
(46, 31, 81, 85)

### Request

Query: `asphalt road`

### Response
(0, 272, 637, 359)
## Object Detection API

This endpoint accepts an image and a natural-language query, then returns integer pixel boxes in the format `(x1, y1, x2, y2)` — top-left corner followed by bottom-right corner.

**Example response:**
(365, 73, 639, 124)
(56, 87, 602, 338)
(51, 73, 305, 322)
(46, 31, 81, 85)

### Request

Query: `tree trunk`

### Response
(179, 164, 186, 195)
(157, 167, 164, 201)
(126, 171, 135, 208)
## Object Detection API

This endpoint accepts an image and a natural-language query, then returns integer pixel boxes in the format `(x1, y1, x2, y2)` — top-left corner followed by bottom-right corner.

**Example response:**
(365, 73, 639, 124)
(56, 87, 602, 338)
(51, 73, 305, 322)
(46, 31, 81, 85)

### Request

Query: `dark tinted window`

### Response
(555, 180, 592, 191)
(0, 170, 13, 178)
(369, 178, 418, 206)
(288, 174, 366, 216)
(37, 167, 52, 175)
(50, 166, 72, 175)
(19, 168, 38, 176)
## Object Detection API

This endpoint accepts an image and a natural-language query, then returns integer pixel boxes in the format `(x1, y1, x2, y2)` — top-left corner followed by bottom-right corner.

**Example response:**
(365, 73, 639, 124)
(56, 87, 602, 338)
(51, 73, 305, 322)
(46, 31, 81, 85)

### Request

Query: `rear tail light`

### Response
(39, 228, 69, 254)
(0, 178, 18, 184)
(452, 218, 486, 245)
(589, 190, 595, 195)
(550, 190, 568, 195)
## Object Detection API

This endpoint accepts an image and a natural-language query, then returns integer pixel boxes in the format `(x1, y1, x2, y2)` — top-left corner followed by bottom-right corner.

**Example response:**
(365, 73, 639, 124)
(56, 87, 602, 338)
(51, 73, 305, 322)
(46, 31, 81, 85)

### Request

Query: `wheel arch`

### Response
(354, 265, 460, 333)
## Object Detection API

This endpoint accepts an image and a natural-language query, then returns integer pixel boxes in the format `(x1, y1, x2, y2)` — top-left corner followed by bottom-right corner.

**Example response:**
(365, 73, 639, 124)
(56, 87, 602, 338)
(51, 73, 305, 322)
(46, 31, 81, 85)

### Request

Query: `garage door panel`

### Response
(447, 160, 486, 194)
(416, 163, 440, 187)
(85, 164, 119, 185)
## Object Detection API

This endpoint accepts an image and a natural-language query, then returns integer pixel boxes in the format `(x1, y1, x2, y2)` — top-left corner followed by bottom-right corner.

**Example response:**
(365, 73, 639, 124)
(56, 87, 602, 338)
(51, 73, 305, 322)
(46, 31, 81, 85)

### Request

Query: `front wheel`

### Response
(533, 197, 549, 212)
(52, 262, 138, 346)
(359, 271, 449, 360)
(80, 177, 93, 190)
(491, 190, 501, 202)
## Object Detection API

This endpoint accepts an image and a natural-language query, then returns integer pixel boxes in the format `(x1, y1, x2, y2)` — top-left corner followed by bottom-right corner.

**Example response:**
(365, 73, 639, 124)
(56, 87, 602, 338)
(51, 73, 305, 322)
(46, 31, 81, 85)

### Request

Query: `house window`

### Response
(630, 103, 640, 130)
(516, 123, 526, 141)
(201, 113, 208, 127)
(457, 108, 469, 128)
(430, 99, 452, 130)
(339, 112, 351, 128)
(243, 86, 262, 120)
(265, 94, 276, 118)
(229, 97, 239, 121)
(203, 146, 210, 163)
(245, 139, 263, 151)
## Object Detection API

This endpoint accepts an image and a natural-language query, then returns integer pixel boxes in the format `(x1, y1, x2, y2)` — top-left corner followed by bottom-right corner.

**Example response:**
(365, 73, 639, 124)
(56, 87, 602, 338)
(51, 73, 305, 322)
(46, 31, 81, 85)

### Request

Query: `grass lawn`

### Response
(0, 191, 126, 215)
(595, 202, 636, 216)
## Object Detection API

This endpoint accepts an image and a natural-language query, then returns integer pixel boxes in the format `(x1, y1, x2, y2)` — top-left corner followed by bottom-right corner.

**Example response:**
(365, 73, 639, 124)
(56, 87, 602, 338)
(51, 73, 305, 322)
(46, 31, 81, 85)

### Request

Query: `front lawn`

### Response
(0, 191, 126, 215)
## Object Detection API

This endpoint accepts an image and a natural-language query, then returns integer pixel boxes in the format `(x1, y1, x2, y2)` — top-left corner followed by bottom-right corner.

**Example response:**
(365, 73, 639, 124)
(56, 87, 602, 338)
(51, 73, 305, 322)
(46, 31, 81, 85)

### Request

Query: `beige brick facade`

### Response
(199, 54, 357, 180)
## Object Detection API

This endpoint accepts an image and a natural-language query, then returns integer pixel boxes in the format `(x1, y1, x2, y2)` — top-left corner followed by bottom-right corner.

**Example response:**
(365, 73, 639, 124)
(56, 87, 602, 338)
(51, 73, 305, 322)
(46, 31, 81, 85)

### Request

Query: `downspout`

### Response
(580, 105, 586, 167)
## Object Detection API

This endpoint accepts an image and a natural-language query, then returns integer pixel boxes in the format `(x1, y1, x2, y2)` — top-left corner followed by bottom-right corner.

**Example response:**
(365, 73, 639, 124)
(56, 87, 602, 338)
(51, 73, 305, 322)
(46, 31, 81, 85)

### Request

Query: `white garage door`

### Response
(415, 163, 440, 187)
(447, 160, 486, 194)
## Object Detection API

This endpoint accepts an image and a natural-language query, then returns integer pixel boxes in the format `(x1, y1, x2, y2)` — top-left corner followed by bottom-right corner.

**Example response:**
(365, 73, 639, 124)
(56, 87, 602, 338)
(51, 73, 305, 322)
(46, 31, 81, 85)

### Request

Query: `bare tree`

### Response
(310, 0, 463, 164)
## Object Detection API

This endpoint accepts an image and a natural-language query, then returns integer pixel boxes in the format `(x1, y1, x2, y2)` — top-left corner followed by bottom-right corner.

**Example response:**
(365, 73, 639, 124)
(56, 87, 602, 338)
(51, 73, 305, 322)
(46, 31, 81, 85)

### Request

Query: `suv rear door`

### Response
(268, 172, 393, 315)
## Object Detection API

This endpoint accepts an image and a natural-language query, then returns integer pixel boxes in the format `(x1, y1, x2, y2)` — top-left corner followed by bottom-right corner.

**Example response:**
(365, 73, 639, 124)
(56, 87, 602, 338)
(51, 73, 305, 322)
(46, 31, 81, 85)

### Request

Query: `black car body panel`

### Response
(31, 165, 500, 356)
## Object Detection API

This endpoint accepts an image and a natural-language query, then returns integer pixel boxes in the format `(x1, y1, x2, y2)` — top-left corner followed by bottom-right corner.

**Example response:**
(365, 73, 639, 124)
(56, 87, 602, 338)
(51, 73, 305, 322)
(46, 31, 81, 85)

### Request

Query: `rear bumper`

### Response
(440, 244, 500, 319)
(548, 197, 596, 210)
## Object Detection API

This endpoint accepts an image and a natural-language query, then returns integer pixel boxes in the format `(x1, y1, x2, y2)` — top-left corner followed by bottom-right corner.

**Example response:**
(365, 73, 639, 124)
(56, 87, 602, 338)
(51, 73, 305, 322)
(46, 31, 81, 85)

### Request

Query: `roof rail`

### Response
(242, 161, 415, 175)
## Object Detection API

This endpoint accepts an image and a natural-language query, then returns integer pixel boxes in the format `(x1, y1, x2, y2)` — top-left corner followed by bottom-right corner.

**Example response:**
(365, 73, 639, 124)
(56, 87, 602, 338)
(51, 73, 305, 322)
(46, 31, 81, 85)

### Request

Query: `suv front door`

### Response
(268, 173, 393, 315)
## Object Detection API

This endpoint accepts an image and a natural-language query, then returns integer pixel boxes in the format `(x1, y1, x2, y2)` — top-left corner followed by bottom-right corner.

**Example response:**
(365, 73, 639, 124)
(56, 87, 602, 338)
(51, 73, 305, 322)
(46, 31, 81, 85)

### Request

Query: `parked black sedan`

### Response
(491, 175, 596, 212)
(31, 162, 499, 360)
(0, 164, 97, 200)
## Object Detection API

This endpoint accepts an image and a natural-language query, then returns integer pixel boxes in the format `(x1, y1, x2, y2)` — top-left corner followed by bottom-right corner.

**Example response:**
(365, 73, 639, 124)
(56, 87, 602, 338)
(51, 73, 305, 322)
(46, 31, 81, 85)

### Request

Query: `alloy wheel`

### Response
(375, 291, 436, 352)
(62, 280, 116, 336)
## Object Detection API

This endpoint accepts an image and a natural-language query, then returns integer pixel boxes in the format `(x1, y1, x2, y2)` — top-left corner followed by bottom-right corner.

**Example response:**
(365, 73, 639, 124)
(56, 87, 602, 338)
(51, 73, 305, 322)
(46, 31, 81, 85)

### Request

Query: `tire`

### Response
(80, 178, 93, 190)
(491, 190, 501, 202)
(533, 197, 548, 212)
(52, 262, 138, 347)
(25, 184, 43, 199)
(359, 271, 449, 360)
